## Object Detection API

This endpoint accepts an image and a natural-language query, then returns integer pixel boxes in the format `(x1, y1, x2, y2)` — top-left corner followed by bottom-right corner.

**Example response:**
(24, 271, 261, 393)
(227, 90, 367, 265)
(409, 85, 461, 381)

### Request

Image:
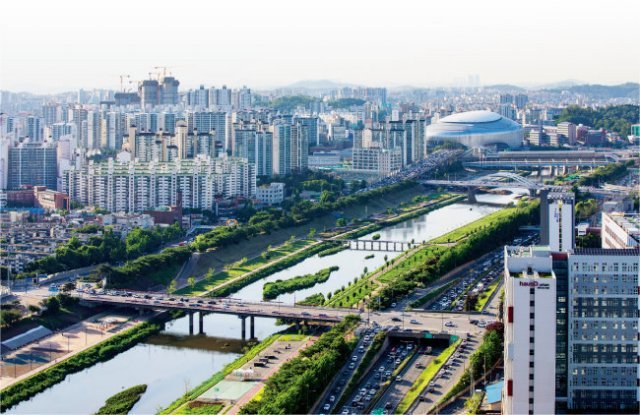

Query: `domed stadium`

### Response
(426, 110, 523, 148)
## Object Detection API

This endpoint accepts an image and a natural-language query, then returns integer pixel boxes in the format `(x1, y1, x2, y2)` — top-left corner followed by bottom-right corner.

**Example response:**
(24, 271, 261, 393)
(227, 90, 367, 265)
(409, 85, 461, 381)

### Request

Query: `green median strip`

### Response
(394, 340, 460, 414)
(474, 278, 501, 312)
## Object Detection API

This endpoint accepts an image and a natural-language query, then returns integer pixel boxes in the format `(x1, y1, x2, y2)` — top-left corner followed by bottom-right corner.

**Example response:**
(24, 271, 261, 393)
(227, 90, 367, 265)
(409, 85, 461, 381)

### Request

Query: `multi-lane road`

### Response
(76, 291, 490, 338)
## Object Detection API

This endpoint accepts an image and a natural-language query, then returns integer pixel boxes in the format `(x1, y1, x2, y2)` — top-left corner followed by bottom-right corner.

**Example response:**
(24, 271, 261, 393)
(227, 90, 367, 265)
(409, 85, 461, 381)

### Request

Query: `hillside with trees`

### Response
(555, 104, 639, 136)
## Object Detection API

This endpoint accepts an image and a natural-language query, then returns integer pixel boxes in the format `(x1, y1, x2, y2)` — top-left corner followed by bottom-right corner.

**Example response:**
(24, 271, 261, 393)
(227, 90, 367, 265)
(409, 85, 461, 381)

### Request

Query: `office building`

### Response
(566, 248, 639, 412)
(504, 193, 640, 414)
(557, 122, 577, 145)
(503, 245, 557, 415)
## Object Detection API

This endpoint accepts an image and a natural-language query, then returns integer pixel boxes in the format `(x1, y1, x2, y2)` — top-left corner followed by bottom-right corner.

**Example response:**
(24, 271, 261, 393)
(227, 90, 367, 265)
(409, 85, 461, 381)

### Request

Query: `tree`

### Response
(168, 280, 177, 294)
(187, 276, 196, 290)
(0, 309, 21, 327)
(42, 296, 61, 315)
(61, 281, 76, 292)
(336, 218, 347, 227)
(307, 228, 316, 238)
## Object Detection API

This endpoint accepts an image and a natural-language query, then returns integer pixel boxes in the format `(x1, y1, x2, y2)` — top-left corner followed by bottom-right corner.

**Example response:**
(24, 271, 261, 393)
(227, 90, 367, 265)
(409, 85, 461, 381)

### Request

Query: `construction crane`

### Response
(153, 66, 172, 80)
(119, 74, 131, 92)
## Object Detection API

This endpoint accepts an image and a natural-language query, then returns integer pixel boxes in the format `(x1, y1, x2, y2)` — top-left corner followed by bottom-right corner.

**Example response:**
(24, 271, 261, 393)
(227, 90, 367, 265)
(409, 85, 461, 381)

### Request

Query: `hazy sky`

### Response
(1, 0, 638, 93)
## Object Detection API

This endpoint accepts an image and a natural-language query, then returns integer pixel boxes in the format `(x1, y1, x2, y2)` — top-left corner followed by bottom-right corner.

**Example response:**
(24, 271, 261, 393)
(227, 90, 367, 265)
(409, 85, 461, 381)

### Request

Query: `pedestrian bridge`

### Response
(316, 238, 413, 252)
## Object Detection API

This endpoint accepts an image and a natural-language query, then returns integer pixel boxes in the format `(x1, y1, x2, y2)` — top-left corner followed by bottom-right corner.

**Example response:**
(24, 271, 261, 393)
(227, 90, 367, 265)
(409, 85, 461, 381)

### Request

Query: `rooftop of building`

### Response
(573, 247, 640, 256)
(604, 212, 640, 241)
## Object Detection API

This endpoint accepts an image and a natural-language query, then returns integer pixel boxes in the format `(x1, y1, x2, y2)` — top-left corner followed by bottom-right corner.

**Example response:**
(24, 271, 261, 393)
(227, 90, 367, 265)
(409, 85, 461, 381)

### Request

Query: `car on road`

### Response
(348, 363, 355, 369)
(391, 317, 401, 322)
(410, 319, 419, 324)
(323, 404, 331, 411)
(329, 395, 335, 402)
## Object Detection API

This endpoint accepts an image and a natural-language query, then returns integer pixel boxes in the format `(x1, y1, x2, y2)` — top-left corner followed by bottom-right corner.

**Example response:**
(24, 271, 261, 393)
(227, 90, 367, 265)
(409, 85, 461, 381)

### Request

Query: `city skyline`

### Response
(1, 0, 639, 93)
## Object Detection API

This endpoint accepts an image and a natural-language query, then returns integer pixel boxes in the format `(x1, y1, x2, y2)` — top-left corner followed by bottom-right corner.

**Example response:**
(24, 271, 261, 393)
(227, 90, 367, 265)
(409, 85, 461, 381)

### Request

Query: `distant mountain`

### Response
(282, 80, 357, 90)
(538, 79, 584, 89)
(544, 82, 639, 99)
(483, 84, 526, 92)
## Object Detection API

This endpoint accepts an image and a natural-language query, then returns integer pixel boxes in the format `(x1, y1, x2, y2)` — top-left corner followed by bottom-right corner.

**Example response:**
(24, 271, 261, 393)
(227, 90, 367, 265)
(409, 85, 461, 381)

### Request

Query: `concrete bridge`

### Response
(77, 292, 484, 340)
(421, 172, 628, 201)
(463, 158, 611, 170)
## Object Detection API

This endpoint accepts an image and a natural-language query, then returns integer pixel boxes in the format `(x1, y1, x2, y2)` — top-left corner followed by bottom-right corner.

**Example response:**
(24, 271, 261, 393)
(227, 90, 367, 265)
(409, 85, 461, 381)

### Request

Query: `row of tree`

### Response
(372, 201, 539, 309)
(240, 316, 359, 414)
(575, 161, 632, 187)
(96, 246, 192, 289)
(193, 180, 416, 252)
(22, 223, 184, 278)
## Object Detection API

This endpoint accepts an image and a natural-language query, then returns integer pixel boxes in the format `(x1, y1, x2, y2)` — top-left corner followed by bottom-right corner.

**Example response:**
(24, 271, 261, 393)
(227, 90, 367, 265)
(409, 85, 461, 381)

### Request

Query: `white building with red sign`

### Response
(503, 245, 557, 415)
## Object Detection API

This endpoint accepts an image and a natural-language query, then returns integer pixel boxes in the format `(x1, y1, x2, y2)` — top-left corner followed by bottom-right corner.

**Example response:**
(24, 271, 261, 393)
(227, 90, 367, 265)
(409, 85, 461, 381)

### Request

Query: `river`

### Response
(8, 193, 520, 414)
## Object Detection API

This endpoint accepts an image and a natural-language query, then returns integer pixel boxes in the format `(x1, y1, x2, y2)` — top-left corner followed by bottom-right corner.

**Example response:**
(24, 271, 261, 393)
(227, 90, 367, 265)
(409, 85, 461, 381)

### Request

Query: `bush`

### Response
(96, 384, 147, 415)
(263, 267, 339, 300)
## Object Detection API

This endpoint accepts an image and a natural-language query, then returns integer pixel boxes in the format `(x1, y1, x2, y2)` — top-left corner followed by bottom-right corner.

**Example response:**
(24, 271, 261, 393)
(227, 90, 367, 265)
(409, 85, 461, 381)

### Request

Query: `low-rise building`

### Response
(255, 182, 284, 205)
(601, 212, 639, 249)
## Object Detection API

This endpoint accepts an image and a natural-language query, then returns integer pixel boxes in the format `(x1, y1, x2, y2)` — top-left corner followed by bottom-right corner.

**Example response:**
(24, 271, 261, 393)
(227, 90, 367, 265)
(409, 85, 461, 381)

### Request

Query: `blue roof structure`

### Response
(485, 380, 504, 404)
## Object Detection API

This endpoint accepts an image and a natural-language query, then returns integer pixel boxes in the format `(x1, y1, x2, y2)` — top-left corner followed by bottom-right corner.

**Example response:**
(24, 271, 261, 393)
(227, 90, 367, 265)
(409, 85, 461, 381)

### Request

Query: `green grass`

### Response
(159, 332, 286, 414)
(324, 277, 379, 308)
(474, 278, 501, 312)
(175, 402, 224, 415)
(430, 208, 517, 244)
(175, 239, 314, 296)
(278, 334, 307, 341)
(409, 282, 456, 308)
(394, 340, 460, 414)
(96, 384, 147, 415)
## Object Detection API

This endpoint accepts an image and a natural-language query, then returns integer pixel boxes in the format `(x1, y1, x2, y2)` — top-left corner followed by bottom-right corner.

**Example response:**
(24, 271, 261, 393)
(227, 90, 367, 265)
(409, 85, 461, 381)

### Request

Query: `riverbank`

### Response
(324, 200, 538, 309)
(0, 318, 164, 412)
(185, 184, 431, 280)
(159, 331, 314, 414)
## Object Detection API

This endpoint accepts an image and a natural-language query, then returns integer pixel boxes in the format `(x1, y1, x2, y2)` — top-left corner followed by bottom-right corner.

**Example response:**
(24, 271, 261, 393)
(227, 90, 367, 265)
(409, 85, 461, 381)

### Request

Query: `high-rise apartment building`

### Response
(272, 122, 292, 176)
(62, 156, 255, 212)
(140, 80, 160, 108)
(7, 141, 57, 190)
(26, 116, 43, 141)
(160, 76, 180, 105)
